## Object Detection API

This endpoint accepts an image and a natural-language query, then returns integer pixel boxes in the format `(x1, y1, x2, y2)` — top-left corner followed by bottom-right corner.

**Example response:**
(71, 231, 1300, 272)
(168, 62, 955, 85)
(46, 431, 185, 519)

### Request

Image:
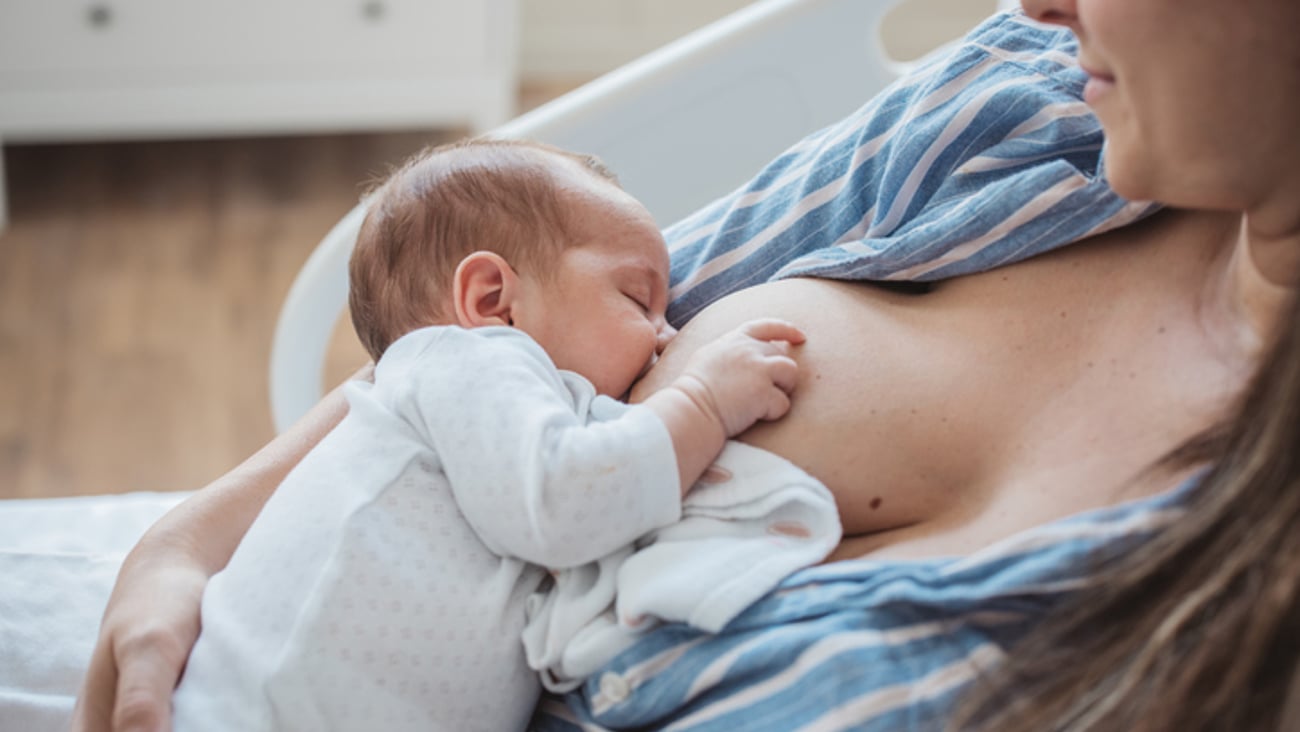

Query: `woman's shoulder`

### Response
(664, 10, 1156, 323)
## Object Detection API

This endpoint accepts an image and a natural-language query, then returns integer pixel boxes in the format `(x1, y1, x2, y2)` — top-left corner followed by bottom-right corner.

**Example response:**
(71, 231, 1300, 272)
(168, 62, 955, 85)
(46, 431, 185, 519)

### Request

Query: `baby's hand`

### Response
(674, 319, 805, 437)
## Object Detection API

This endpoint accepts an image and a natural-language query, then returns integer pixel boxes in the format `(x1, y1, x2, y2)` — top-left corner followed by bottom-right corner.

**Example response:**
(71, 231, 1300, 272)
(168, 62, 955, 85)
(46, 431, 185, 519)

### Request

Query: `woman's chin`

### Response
(1100, 147, 1152, 203)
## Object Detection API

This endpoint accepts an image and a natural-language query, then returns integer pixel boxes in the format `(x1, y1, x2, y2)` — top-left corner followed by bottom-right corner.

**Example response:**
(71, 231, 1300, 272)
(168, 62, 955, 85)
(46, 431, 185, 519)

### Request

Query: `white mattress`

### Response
(0, 491, 188, 732)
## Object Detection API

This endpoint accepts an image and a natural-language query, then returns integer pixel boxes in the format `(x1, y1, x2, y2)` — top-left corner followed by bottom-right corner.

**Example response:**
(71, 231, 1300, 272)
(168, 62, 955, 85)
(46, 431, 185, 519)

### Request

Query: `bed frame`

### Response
(269, 0, 927, 433)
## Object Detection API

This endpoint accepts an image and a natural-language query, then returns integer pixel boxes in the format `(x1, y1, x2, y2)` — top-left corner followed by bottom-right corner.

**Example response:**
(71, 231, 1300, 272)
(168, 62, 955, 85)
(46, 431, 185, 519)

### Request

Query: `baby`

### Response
(170, 139, 820, 731)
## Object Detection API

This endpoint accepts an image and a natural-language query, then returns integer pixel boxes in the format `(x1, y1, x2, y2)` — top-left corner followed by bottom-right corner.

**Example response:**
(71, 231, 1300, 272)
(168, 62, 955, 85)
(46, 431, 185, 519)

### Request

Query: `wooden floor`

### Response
(0, 130, 468, 499)
(0, 3, 978, 501)
(0, 77, 586, 501)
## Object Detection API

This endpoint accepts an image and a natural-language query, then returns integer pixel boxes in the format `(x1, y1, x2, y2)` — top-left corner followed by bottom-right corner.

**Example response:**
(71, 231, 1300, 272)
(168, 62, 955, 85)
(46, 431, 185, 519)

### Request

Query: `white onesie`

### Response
(171, 326, 682, 732)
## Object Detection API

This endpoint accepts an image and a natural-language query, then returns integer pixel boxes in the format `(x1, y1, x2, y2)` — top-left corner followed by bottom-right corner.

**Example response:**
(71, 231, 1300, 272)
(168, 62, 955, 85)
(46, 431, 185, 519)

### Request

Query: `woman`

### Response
(954, 0, 1300, 728)
(76, 0, 1299, 729)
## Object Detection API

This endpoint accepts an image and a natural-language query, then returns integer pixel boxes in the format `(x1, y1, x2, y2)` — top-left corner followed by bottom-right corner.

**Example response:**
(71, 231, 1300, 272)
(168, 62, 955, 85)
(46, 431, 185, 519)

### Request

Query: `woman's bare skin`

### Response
(633, 207, 1250, 562)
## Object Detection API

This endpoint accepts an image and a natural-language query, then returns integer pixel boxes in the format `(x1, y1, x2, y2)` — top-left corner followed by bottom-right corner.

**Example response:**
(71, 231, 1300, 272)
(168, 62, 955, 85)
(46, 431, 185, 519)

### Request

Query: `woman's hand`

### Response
(72, 552, 208, 732)
(69, 364, 365, 730)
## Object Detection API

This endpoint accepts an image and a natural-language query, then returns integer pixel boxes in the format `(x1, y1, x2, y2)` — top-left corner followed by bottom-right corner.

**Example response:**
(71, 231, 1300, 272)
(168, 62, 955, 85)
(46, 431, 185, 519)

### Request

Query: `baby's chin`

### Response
(614, 374, 641, 403)
(597, 376, 638, 404)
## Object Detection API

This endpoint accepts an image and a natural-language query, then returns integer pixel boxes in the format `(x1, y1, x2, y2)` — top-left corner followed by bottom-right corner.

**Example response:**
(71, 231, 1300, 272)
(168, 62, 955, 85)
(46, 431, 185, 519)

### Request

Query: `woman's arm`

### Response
(71, 365, 368, 732)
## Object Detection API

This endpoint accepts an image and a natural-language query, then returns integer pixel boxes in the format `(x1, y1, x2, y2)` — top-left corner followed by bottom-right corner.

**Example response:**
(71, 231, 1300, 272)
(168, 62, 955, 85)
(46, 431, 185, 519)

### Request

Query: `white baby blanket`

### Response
(522, 441, 841, 691)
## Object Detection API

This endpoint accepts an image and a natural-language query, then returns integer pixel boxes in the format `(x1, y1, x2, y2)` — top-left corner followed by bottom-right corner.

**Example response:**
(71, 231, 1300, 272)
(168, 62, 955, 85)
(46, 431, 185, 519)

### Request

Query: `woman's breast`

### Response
(635, 278, 1011, 536)
(633, 261, 1233, 548)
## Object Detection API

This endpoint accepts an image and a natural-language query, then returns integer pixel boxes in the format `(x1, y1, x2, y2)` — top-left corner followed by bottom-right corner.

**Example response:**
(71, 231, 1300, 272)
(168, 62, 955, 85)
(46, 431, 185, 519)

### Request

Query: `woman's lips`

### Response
(1080, 65, 1117, 105)
(1081, 65, 1116, 82)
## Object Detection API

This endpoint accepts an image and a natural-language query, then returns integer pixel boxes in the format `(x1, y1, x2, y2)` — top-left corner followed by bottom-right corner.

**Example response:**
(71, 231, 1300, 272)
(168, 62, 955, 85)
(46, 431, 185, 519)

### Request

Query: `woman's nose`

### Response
(655, 323, 678, 354)
(1020, 0, 1079, 28)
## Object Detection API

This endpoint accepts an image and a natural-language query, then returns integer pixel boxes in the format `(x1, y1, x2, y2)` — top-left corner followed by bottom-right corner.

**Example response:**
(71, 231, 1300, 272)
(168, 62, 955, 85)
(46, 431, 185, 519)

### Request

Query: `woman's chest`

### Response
(698, 262, 1235, 557)
(640, 211, 1246, 560)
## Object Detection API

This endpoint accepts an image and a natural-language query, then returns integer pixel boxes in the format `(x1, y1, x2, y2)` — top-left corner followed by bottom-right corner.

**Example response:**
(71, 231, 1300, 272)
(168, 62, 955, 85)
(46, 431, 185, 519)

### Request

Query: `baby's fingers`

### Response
(738, 319, 806, 346)
(760, 386, 793, 422)
(766, 355, 800, 394)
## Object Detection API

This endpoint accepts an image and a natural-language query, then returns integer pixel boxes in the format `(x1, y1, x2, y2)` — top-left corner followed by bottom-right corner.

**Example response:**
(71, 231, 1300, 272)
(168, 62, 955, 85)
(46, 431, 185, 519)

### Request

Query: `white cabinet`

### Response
(0, 0, 520, 228)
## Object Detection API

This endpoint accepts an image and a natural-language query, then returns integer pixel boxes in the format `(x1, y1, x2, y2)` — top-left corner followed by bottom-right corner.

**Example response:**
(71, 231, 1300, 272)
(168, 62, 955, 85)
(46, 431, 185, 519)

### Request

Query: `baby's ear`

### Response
(452, 251, 519, 328)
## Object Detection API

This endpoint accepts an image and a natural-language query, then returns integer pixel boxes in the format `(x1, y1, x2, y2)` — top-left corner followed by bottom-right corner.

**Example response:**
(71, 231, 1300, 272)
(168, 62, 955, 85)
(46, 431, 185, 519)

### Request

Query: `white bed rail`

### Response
(270, 0, 912, 433)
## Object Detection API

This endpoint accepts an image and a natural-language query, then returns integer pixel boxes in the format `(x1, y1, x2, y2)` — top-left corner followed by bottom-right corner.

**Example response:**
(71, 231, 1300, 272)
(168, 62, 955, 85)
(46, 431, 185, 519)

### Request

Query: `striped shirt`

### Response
(531, 10, 1182, 732)
(663, 10, 1155, 327)
(531, 484, 1189, 731)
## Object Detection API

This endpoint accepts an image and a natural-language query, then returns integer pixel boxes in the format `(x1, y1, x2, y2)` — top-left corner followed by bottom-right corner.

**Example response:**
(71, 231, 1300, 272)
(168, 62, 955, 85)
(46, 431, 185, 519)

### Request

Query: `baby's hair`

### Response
(349, 138, 620, 361)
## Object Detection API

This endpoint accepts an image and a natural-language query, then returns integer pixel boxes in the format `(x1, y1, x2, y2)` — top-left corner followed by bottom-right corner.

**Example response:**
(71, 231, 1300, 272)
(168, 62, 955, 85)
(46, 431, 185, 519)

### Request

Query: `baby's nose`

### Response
(655, 323, 678, 354)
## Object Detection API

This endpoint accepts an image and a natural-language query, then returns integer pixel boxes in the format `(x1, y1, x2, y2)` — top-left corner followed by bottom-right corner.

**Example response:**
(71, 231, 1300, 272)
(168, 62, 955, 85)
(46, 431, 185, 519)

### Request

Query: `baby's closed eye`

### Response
(624, 290, 651, 313)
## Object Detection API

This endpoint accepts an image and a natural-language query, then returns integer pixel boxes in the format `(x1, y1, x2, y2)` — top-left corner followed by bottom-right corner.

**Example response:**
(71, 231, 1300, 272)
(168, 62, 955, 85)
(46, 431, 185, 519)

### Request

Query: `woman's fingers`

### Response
(73, 563, 206, 732)
(72, 625, 183, 732)
(110, 603, 202, 732)
(112, 633, 184, 732)
(71, 639, 119, 732)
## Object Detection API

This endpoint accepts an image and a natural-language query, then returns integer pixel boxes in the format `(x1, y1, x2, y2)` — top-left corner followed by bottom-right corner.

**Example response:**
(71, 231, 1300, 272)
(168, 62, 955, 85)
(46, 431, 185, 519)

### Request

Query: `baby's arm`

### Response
(405, 329, 682, 567)
(642, 318, 805, 496)
(406, 324, 801, 567)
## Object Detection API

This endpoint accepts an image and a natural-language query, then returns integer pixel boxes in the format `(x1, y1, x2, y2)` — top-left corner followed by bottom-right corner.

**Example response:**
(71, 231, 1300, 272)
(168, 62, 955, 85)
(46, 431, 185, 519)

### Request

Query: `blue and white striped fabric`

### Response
(662, 10, 1156, 326)
(530, 483, 1190, 728)
(531, 483, 1190, 731)
(531, 10, 1178, 731)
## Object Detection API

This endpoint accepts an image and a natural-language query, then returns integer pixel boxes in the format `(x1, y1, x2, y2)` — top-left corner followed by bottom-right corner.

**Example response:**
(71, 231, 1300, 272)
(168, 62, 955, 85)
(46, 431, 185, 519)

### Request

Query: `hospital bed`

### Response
(268, 0, 949, 433)
(0, 1, 1011, 729)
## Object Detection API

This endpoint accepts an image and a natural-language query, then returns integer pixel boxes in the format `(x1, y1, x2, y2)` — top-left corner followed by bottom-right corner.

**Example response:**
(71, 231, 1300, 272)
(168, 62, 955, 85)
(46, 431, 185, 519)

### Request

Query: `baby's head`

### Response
(350, 138, 675, 397)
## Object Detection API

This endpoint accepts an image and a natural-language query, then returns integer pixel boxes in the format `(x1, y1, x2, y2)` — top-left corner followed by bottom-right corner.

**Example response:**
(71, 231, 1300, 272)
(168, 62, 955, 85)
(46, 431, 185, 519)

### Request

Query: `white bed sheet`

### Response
(0, 492, 187, 732)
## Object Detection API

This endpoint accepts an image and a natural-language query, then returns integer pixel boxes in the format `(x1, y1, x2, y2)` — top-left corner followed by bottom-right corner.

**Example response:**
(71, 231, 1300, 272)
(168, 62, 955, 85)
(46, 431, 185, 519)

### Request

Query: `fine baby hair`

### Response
(349, 138, 620, 361)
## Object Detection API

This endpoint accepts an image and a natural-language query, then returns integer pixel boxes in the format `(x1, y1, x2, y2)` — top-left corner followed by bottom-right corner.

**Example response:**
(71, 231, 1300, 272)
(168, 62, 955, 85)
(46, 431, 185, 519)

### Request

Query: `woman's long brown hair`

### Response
(952, 287, 1300, 729)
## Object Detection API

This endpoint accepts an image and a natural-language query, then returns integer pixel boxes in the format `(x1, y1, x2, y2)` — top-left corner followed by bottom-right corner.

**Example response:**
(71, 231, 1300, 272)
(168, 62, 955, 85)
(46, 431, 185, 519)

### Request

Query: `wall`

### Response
(518, 0, 999, 81)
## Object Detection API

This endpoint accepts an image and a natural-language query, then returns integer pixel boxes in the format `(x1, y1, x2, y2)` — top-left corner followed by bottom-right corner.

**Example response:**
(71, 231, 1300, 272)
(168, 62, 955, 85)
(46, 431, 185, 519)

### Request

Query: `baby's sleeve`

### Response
(396, 327, 681, 568)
